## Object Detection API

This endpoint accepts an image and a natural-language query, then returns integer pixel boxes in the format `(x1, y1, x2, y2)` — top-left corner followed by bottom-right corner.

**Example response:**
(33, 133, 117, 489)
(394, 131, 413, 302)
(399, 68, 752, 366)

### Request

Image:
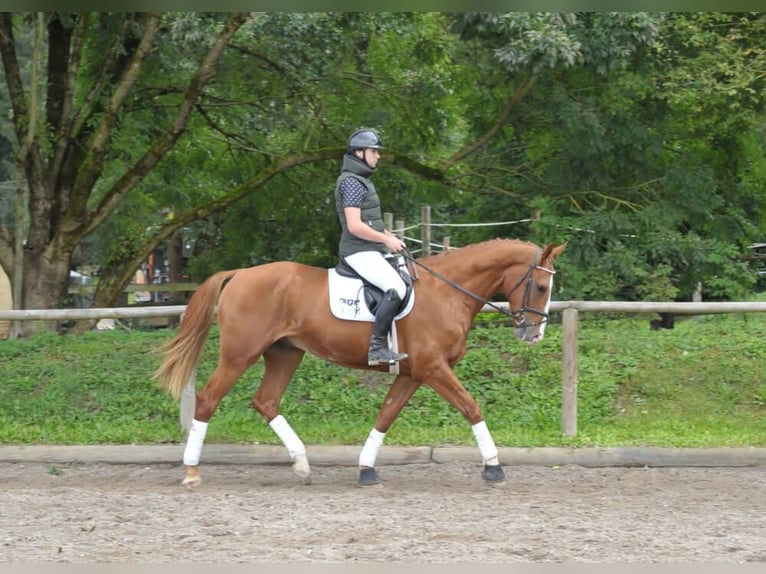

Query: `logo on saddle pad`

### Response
(327, 266, 415, 322)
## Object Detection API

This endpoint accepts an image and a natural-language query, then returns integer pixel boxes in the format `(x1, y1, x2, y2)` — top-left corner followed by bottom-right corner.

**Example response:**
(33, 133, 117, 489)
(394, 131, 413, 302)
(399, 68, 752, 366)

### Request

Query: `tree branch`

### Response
(46, 13, 89, 193)
(71, 12, 251, 240)
(387, 153, 449, 181)
(0, 13, 26, 143)
(69, 16, 131, 143)
(446, 76, 536, 167)
(90, 147, 338, 305)
(69, 13, 162, 213)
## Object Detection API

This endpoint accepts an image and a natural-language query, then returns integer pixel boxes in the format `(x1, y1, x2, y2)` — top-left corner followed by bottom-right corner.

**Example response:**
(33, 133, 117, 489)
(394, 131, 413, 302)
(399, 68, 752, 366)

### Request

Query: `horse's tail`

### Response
(154, 269, 239, 401)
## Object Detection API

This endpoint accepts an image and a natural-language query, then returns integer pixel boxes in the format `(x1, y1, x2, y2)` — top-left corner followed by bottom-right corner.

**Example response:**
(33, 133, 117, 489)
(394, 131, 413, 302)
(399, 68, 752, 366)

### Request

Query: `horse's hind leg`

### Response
(182, 355, 252, 488)
(251, 341, 310, 483)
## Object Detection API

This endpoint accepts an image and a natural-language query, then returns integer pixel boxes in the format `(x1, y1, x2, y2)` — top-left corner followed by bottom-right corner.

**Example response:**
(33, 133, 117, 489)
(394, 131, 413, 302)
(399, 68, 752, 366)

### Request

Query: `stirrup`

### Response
(368, 349, 408, 366)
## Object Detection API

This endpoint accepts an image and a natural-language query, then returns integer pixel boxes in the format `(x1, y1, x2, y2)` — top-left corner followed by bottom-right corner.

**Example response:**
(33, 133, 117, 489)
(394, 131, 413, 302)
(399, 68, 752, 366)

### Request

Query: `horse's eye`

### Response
(536, 284, 547, 294)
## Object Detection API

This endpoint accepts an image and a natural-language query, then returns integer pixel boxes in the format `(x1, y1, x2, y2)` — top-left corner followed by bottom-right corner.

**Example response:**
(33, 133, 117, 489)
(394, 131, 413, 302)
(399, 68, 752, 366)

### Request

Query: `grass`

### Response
(1, 311, 765, 448)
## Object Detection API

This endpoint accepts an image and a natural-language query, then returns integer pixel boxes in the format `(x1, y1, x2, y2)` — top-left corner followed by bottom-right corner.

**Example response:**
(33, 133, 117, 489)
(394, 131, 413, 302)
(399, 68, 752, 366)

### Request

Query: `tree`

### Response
(0, 12, 250, 334)
(1, 12, 480, 334)
(551, 12, 766, 301)
(430, 14, 661, 242)
(5, 11, 764, 337)
(447, 12, 766, 302)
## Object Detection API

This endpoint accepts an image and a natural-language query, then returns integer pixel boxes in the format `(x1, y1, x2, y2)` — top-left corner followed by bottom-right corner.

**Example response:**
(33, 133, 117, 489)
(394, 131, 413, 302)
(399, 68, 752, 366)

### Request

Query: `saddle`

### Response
(327, 255, 415, 322)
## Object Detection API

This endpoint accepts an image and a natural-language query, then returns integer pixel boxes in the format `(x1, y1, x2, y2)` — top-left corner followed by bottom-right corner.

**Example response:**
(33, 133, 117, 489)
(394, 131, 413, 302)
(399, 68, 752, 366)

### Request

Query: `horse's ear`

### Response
(542, 242, 567, 261)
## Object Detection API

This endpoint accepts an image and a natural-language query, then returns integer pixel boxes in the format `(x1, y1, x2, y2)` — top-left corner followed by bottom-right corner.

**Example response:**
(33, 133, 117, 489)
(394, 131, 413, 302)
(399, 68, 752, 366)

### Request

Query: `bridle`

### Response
(400, 248, 556, 329)
(502, 249, 556, 329)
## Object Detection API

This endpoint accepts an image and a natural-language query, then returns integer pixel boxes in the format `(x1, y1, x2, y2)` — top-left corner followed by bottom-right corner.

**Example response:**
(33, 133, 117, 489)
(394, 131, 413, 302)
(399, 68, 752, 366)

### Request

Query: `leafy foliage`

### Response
(1, 311, 765, 447)
(444, 12, 766, 302)
(2, 12, 766, 326)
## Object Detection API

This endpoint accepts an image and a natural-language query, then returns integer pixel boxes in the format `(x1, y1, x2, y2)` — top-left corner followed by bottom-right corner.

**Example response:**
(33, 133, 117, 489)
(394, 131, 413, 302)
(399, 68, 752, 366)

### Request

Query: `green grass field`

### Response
(1, 310, 765, 447)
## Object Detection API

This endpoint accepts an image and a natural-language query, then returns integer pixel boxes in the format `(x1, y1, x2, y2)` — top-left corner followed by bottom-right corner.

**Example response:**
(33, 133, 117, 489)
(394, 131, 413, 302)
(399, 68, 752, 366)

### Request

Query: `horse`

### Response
(154, 238, 567, 488)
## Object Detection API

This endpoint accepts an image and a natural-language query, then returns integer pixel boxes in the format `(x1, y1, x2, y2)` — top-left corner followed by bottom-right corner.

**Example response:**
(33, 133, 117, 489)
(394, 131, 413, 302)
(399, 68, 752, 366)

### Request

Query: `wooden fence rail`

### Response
(66, 282, 200, 296)
(3, 300, 766, 436)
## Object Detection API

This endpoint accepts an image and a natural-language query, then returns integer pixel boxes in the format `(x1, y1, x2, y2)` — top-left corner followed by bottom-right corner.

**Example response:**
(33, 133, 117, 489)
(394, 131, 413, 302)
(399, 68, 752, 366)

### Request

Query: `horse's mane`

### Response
(421, 238, 538, 262)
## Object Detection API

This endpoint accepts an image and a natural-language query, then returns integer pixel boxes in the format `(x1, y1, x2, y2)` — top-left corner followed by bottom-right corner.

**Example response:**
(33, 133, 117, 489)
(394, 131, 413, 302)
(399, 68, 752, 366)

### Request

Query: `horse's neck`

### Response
(427, 240, 534, 299)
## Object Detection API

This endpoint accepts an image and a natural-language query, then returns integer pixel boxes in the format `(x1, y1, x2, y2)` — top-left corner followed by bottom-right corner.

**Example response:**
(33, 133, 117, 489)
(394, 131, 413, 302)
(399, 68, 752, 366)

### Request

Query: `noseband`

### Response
(503, 248, 556, 329)
(401, 248, 555, 328)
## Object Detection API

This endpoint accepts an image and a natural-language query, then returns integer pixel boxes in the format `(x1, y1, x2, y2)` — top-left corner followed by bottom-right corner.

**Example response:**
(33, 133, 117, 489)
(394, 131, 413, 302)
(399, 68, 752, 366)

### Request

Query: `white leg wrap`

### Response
(359, 428, 386, 468)
(472, 420, 499, 465)
(183, 419, 209, 466)
(269, 415, 306, 459)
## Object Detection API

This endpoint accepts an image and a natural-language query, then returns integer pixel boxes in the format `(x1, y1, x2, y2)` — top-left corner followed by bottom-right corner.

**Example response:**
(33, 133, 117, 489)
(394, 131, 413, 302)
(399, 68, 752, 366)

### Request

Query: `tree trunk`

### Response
(166, 232, 183, 327)
(12, 247, 72, 336)
(0, 13, 252, 338)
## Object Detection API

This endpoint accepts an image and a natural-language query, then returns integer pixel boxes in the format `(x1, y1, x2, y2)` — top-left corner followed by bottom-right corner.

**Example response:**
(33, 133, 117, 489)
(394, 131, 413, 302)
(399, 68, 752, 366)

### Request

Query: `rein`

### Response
(400, 248, 555, 328)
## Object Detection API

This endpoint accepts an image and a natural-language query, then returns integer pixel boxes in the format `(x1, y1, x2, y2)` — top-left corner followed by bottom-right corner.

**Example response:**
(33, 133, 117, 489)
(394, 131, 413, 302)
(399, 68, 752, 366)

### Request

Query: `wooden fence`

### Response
(2, 300, 766, 436)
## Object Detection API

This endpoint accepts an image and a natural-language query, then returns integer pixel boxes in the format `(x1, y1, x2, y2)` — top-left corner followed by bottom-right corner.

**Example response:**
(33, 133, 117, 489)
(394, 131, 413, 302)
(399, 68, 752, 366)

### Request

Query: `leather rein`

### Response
(400, 248, 556, 329)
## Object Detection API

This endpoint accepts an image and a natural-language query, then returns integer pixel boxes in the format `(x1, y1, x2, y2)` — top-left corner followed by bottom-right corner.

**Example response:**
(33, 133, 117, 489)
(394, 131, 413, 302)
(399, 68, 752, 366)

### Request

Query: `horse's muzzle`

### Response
(515, 326, 544, 344)
(514, 314, 548, 343)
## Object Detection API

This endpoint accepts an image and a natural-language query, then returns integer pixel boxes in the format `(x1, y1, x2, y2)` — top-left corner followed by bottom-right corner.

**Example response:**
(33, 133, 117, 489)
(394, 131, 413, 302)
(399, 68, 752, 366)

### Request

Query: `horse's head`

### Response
(503, 242, 566, 344)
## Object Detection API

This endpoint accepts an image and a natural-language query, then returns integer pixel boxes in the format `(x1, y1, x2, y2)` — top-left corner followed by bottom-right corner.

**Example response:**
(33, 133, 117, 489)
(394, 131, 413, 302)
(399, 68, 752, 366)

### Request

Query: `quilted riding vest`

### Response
(335, 153, 387, 257)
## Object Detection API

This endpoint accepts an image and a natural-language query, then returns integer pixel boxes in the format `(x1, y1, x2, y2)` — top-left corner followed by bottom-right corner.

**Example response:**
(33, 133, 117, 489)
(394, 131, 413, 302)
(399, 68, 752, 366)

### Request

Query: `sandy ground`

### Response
(1, 460, 765, 563)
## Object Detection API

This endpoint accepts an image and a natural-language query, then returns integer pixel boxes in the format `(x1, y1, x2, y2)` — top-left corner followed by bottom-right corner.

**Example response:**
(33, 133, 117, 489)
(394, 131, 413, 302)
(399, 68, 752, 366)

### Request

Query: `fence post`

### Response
(692, 281, 703, 320)
(178, 309, 196, 433)
(561, 307, 578, 436)
(384, 212, 393, 232)
(180, 370, 196, 433)
(421, 205, 431, 256)
(443, 236, 450, 251)
(395, 220, 405, 240)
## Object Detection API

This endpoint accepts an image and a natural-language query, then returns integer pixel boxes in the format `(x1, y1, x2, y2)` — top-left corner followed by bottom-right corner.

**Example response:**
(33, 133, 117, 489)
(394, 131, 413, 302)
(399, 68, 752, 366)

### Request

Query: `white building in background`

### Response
(0, 266, 10, 338)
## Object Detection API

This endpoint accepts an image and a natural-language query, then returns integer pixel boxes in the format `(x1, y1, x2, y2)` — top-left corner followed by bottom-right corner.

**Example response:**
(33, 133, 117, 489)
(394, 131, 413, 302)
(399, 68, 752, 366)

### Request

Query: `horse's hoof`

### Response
(293, 467, 312, 485)
(182, 475, 201, 489)
(481, 463, 505, 483)
(182, 465, 201, 489)
(357, 466, 379, 486)
(293, 454, 312, 485)
(293, 469, 312, 485)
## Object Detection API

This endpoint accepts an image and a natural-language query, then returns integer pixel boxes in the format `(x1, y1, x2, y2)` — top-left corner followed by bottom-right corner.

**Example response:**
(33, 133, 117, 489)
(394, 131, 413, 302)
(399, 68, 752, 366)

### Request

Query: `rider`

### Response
(335, 128, 408, 366)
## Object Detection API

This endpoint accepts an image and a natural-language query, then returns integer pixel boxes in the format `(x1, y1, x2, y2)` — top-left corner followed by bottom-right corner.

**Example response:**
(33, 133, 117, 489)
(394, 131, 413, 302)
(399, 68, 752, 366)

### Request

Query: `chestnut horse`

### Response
(155, 238, 566, 487)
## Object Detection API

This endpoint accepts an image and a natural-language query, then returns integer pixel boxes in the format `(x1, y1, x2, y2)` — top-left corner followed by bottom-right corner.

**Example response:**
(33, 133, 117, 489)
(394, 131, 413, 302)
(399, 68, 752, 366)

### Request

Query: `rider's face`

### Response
(361, 148, 380, 168)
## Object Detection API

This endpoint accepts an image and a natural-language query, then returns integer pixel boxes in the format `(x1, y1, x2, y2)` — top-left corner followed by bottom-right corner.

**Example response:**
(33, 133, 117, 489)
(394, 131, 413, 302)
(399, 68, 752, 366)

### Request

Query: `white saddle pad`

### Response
(327, 269, 415, 322)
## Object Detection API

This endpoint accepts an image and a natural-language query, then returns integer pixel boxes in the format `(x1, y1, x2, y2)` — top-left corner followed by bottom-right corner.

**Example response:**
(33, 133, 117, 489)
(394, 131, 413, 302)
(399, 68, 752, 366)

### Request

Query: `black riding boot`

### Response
(368, 289, 408, 366)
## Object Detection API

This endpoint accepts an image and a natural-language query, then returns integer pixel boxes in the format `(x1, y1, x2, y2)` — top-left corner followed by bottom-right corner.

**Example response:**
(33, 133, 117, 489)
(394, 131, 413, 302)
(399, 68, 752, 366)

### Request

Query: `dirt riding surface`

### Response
(1, 460, 765, 563)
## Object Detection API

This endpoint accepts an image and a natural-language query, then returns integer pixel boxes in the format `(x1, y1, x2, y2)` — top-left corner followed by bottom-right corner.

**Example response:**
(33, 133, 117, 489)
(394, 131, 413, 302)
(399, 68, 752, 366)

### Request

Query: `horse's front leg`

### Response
(425, 366, 505, 483)
(252, 343, 311, 484)
(357, 374, 421, 486)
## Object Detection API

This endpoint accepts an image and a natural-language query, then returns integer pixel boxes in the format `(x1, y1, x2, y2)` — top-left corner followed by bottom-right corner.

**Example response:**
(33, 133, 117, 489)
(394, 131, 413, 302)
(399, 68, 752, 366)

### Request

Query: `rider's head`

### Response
(347, 128, 384, 169)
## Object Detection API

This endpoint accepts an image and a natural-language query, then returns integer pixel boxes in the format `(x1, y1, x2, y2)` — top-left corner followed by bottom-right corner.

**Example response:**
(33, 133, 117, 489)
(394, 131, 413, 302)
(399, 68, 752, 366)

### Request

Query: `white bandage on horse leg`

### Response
(472, 420, 499, 466)
(358, 428, 386, 468)
(269, 415, 306, 459)
(183, 419, 209, 466)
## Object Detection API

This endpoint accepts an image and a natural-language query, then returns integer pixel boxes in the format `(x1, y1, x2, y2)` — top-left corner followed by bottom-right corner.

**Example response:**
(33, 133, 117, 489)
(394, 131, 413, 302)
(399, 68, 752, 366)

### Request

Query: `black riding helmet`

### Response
(347, 129, 384, 153)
